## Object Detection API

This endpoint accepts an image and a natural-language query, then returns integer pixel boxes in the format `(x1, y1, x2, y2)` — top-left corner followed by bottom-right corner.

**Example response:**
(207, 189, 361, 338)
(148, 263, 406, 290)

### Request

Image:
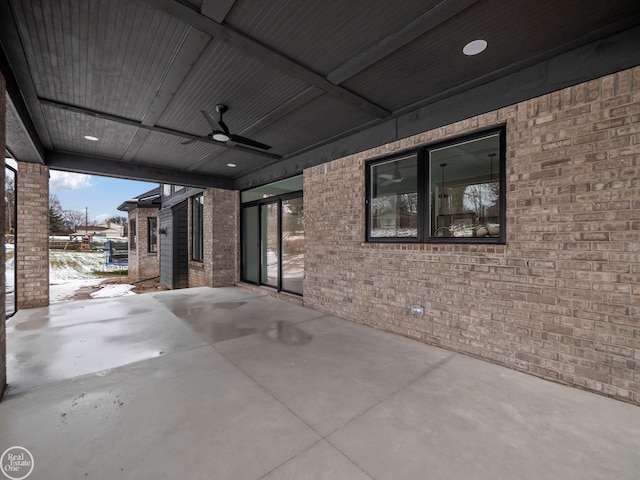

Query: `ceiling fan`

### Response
(379, 164, 404, 186)
(182, 104, 272, 150)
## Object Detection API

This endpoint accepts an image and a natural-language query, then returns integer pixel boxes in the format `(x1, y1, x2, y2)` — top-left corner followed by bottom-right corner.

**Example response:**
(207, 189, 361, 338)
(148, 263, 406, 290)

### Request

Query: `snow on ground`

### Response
(4, 246, 136, 304)
(50, 278, 105, 303)
(49, 250, 108, 282)
(5, 244, 14, 293)
(90, 284, 135, 298)
(48, 249, 133, 303)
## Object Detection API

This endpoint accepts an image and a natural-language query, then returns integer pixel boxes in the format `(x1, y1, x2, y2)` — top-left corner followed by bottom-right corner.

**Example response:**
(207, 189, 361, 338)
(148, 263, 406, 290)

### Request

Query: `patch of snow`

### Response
(50, 278, 104, 303)
(48, 249, 130, 302)
(4, 244, 136, 304)
(49, 250, 108, 282)
(5, 245, 15, 293)
(90, 284, 135, 298)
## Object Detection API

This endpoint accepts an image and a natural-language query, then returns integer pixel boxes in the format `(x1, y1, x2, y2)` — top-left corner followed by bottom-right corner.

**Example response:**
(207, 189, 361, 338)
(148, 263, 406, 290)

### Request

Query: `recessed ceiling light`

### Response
(463, 39, 487, 56)
(227, 163, 237, 168)
(84, 135, 99, 141)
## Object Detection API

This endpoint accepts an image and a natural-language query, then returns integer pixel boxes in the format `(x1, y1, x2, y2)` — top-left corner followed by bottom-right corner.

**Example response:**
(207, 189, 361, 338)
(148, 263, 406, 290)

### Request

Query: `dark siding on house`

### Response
(159, 208, 173, 288)
(172, 200, 189, 289)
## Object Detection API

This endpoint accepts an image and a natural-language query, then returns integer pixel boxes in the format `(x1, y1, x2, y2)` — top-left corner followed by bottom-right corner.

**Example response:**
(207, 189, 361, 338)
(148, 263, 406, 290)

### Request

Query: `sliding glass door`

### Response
(281, 197, 304, 294)
(241, 191, 303, 295)
(241, 205, 259, 283)
(261, 202, 279, 287)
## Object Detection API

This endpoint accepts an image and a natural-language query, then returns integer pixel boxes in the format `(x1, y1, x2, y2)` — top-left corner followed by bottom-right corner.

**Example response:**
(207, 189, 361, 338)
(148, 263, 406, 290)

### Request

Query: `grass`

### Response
(50, 256, 81, 270)
(91, 269, 128, 277)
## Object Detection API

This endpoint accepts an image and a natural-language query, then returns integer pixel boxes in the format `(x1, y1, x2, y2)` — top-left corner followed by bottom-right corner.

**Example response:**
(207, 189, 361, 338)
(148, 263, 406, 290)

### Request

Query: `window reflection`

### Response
(429, 134, 501, 238)
(369, 155, 418, 238)
(282, 197, 304, 294)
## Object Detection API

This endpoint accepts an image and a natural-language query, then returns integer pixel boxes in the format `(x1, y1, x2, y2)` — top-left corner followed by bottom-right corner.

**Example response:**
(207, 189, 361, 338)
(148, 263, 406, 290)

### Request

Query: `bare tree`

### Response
(62, 209, 85, 232)
(104, 215, 127, 226)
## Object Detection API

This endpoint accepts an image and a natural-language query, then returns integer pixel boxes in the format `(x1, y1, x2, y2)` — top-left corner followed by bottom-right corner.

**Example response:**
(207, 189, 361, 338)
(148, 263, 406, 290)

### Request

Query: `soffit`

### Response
(1, 0, 638, 189)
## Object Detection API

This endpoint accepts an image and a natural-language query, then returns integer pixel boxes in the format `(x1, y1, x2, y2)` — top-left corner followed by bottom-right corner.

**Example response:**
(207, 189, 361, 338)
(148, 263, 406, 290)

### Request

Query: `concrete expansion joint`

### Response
(257, 436, 376, 480)
(325, 351, 458, 438)
(306, 354, 458, 480)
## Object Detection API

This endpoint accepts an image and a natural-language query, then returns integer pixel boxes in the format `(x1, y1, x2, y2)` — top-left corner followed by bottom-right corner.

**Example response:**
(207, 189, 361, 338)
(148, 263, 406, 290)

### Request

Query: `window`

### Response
(129, 219, 137, 251)
(5, 156, 17, 317)
(369, 154, 418, 239)
(161, 184, 185, 197)
(148, 217, 157, 253)
(191, 194, 204, 261)
(367, 127, 505, 243)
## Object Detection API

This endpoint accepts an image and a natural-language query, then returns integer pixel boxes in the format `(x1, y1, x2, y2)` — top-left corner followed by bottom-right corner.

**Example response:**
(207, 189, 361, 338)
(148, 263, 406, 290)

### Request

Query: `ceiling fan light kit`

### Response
(212, 132, 230, 142)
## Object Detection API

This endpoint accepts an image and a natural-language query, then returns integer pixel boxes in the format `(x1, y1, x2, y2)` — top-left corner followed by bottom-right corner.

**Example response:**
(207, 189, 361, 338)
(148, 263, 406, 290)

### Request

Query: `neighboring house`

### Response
(121, 184, 237, 290)
(157, 184, 235, 290)
(74, 221, 125, 238)
(117, 187, 161, 281)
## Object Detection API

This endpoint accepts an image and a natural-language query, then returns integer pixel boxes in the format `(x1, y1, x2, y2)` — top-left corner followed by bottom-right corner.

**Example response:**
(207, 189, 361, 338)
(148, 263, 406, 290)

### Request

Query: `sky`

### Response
(48, 170, 157, 224)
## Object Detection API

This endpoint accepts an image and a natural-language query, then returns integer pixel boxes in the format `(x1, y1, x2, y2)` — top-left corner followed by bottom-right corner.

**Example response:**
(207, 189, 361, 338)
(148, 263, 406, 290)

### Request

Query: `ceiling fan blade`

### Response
(218, 119, 231, 135)
(181, 137, 206, 145)
(229, 134, 272, 151)
(201, 110, 223, 132)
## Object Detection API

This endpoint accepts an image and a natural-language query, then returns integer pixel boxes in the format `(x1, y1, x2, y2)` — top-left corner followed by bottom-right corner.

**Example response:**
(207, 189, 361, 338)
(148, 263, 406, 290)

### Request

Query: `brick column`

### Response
(0, 73, 7, 397)
(188, 188, 238, 288)
(17, 161, 49, 308)
(128, 208, 159, 281)
(211, 188, 238, 286)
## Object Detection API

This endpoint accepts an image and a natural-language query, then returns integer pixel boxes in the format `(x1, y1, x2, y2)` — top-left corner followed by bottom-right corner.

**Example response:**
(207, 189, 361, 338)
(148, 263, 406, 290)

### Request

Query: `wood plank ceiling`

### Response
(1, 0, 640, 188)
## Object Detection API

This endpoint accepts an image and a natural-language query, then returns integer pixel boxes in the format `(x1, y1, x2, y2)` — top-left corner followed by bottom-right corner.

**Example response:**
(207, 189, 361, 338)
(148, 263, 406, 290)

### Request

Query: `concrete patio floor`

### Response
(1, 286, 639, 480)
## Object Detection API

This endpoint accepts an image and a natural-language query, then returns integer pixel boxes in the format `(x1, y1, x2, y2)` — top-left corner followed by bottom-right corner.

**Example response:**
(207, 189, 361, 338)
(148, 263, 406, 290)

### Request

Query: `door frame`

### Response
(241, 191, 303, 295)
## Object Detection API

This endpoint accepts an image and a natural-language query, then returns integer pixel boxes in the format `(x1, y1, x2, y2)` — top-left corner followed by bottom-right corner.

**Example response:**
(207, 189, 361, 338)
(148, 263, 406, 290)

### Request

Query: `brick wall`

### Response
(17, 161, 49, 309)
(189, 188, 238, 287)
(304, 66, 640, 405)
(127, 208, 159, 281)
(0, 73, 6, 397)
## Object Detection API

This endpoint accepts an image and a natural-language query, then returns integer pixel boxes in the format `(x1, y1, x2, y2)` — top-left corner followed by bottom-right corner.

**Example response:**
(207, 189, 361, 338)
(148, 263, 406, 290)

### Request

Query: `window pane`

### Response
(191, 195, 204, 261)
(261, 203, 279, 287)
(130, 220, 137, 250)
(369, 155, 418, 238)
(241, 175, 303, 203)
(282, 197, 303, 294)
(148, 217, 157, 253)
(5, 163, 16, 317)
(242, 206, 259, 283)
(429, 133, 501, 238)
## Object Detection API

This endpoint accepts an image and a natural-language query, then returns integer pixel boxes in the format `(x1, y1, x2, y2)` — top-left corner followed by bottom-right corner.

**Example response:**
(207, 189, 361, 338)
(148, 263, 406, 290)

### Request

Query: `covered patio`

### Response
(2, 288, 639, 479)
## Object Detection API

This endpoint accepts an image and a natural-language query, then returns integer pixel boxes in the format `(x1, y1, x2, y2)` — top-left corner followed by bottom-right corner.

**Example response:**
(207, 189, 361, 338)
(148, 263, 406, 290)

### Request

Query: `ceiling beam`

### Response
(139, 0, 391, 119)
(4, 87, 44, 163)
(326, 0, 480, 85)
(393, 14, 640, 119)
(141, 29, 211, 127)
(200, 0, 237, 23)
(234, 25, 640, 190)
(123, 27, 212, 161)
(0, 2, 47, 162)
(46, 151, 234, 190)
(39, 98, 282, 161)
